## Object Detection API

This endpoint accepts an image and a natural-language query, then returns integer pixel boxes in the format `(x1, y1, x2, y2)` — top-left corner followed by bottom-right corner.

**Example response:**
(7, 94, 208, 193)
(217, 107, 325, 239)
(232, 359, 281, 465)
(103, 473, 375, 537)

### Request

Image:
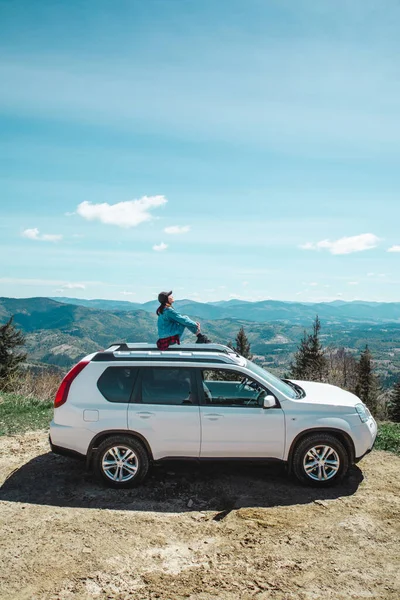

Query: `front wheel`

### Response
(292, 434, 349, 487)
(93, 436, 149, 488)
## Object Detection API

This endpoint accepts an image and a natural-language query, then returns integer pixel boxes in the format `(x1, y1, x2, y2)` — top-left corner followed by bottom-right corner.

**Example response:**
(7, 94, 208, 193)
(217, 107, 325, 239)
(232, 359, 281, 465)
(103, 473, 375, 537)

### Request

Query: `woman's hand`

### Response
(196, 322, 201, 334)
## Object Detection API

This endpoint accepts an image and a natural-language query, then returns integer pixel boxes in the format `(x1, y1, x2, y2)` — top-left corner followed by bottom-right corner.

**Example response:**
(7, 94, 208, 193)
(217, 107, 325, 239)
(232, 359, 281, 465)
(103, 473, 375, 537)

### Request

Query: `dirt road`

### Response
(0, 431, 399, 600)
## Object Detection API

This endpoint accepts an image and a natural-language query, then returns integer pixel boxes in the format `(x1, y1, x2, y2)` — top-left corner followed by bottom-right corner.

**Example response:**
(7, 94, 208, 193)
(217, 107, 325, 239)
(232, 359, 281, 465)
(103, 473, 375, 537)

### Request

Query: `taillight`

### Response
(54, 360, 89, 408)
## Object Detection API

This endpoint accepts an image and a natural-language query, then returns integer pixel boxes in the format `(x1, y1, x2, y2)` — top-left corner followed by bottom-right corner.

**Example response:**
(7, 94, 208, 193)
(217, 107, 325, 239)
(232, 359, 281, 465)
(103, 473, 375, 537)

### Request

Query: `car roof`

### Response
(91, 343, 246, 366)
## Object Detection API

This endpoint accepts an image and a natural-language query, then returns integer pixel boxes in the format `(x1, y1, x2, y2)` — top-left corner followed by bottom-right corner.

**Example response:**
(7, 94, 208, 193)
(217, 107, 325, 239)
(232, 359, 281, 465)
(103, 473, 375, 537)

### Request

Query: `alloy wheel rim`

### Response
(102, 445, 139, 482)
(303, 445, 340, 481)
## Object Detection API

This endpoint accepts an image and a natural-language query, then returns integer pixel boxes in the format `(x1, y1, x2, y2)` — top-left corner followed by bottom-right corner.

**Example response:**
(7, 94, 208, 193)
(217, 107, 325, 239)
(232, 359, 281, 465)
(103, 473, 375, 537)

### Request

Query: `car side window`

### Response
(201, 369, 268, 407)
(140, 368, 196, 405)
(97, 367, 139, 403)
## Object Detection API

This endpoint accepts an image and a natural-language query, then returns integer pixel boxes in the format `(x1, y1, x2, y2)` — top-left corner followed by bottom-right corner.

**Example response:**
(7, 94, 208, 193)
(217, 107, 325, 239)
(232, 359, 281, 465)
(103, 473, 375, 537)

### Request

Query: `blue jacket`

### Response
(157, 306, 198, 340)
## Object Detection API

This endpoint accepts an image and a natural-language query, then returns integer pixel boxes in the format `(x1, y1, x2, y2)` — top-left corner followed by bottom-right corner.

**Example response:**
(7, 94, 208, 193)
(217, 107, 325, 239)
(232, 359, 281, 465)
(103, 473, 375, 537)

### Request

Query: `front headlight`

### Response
(355, 403, 371, 423)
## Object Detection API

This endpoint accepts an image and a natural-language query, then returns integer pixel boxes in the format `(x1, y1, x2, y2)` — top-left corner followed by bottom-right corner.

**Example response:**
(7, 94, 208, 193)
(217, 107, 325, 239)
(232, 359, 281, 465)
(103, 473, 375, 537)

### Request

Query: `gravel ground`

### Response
(0, 431, 399, 600)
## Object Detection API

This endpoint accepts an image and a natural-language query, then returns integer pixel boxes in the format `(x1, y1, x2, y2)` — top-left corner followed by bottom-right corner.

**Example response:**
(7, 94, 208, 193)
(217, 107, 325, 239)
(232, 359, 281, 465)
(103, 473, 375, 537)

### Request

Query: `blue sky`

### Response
(1, 0, 400, 303)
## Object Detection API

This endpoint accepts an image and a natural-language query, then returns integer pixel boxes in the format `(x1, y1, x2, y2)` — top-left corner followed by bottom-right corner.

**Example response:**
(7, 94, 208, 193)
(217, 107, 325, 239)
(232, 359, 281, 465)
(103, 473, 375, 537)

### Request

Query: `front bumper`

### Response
(354, 443, 375, 463)
(355, 417, 377, 462)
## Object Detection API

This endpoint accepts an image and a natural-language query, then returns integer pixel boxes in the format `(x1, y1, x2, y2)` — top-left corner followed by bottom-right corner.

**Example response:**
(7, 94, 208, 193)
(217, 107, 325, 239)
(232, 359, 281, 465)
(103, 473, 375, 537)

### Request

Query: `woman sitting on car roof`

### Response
(156, 290, 201, 350)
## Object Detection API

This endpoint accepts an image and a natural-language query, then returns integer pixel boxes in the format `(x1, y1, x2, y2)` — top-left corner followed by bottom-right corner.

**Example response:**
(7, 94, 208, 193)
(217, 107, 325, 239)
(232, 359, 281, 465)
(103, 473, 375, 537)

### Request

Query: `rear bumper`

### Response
(49, 420, 93, 455)
(49, 435, 85, 461)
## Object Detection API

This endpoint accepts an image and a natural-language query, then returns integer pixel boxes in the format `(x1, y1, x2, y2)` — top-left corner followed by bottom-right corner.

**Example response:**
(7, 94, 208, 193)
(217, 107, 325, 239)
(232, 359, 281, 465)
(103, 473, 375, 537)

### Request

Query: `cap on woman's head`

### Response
(158, 290, 172, 304)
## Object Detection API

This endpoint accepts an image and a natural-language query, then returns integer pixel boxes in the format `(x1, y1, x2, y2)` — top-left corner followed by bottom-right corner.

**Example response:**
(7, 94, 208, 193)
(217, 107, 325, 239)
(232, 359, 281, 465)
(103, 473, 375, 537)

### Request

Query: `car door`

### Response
(128, 366, 201, 460)
(197, 368, 285, 459)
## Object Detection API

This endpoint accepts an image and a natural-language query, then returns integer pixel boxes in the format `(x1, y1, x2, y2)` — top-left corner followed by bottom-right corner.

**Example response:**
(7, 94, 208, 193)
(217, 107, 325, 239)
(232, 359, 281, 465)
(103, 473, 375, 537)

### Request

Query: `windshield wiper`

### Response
(283, 379, 305, 399)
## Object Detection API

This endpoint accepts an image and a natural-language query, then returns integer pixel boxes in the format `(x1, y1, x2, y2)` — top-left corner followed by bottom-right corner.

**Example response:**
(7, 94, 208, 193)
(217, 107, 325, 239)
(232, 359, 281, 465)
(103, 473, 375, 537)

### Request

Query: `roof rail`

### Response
(105, 342, 236, 355)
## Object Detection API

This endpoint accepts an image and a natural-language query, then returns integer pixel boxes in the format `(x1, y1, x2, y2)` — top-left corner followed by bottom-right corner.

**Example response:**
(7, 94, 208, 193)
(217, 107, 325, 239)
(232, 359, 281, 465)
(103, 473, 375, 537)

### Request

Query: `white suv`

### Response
(49, 343, 377, 488)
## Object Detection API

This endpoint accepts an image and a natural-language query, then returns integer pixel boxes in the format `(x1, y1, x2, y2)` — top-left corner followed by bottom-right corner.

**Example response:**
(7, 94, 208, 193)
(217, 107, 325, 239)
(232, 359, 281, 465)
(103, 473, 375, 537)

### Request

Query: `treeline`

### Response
(1, 316, 400, 421)
(287, 316, 400, 420)
(0, 317, 61, 401)
(229, 321, 400, 421)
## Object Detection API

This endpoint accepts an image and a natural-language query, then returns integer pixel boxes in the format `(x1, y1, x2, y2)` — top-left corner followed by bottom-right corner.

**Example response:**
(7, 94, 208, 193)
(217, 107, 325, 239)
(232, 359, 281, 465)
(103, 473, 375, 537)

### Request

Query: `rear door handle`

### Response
(204, 413, 223, 420)
(136, 411, 155, 419)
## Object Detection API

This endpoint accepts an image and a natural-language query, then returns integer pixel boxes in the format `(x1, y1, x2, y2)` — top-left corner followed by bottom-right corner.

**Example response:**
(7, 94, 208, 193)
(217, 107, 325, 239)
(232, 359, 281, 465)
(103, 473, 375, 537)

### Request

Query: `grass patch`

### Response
(375, 422, 400, 455)
(0, 392, 53, 436)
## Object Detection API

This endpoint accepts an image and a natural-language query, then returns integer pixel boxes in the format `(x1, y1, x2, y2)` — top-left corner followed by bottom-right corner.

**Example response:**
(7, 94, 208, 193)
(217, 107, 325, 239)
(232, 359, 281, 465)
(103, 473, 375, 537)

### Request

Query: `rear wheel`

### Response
(94, 436, 149, 488)
(292, 434, 349, 487)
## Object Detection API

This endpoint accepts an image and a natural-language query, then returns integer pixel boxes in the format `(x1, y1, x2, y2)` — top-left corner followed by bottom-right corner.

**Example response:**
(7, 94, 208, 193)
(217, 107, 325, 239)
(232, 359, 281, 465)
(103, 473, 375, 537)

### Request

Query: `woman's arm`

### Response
(166, 308, 199, 334)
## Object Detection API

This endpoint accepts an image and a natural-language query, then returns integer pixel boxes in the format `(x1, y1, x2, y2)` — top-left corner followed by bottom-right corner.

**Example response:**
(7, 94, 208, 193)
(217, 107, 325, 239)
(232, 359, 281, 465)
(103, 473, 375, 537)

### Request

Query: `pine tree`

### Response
(290, 315, 328, 382)
(0, 317, 27, 389)
(388, 379, 400, 422)
(355, 345, 379, 416)
(215, 328, 253, 382)
(290, 330, 311, 379)
(234, 327, 252, 359)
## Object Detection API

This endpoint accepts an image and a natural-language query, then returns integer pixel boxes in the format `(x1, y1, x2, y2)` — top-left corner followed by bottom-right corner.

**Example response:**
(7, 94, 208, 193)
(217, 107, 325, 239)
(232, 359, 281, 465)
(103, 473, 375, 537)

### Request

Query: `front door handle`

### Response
(136, 411, 155, 419)
(204, 413, 223, 420)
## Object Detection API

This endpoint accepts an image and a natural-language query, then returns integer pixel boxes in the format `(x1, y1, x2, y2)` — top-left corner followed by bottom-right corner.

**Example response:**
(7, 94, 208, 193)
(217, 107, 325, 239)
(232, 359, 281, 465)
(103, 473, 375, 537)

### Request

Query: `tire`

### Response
(93, 435, 149, 488)
(292, 433, 349, 487)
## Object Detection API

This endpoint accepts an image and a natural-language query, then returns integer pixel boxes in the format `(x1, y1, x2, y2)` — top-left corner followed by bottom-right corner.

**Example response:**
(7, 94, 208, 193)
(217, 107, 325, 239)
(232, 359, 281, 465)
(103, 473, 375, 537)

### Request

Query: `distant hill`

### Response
(50, 296, 400, 324)
(48, 297, 145, 312)
(0, 297, 156, 368)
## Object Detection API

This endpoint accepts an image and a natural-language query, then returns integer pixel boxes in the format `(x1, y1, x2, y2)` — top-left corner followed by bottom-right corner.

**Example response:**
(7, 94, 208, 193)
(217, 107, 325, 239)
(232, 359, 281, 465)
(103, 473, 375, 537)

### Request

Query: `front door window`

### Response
(201, 369, 268, 407)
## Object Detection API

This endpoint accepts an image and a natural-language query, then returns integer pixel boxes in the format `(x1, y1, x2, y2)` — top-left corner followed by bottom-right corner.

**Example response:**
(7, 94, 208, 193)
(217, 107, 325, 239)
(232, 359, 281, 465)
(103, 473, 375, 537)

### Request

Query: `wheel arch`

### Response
(287, 427, 355, 473)
(86, 429, 153, 468)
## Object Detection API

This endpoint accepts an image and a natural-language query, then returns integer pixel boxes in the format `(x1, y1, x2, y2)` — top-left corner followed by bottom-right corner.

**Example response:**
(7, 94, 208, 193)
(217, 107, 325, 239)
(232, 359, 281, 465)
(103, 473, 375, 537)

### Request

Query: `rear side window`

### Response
(97, 367, 139, 403)
(140, 367, 196, 405)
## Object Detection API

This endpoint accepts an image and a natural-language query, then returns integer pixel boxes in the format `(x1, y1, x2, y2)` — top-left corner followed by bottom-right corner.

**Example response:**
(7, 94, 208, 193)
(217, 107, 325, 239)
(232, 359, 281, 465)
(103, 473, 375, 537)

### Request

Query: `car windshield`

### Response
(245, 360, 297, 399)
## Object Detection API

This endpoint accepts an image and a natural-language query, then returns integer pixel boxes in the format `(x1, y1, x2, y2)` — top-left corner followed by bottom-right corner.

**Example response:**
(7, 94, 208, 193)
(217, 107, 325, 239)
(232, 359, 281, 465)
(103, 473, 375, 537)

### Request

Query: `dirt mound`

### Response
(0, 431, 399, 599)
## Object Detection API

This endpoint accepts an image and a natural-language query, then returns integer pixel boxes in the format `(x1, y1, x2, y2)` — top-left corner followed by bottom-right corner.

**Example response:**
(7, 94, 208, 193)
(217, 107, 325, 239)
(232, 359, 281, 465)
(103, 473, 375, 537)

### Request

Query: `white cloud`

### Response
(65, 211, 76, 217)
(0, 278, 109, 291)
(348, 281, 359, 285)
(299, 233, 380, 255)
(22, 228, 62, 242)
(388, 245, 400, 253)
(22, 228, 40, 240)
(0, 277, 65, 286)
(299, 242, 315, 250)
(62, 283, 86, 290)
(77, 195, 167, 228)
(310, 282, 318, 286)
(242, 281, 249, 286)
(153, 242, 168, 252)
(367, 272, 375, 276)
(164, 225, 190, 235)
(72, 233, 84, 238)
(120, 291, 136, 296)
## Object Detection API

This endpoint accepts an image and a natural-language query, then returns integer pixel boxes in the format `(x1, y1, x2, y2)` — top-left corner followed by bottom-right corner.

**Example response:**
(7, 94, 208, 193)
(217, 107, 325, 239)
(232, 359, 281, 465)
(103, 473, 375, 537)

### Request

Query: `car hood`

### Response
(289, 380, 360, 407)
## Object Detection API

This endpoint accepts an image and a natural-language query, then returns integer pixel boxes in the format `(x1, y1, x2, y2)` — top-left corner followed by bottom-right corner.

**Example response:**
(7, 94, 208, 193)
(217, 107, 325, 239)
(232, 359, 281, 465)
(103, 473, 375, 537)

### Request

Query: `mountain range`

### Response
(50, 296, 400, 324)
(1, 296, 400, 388)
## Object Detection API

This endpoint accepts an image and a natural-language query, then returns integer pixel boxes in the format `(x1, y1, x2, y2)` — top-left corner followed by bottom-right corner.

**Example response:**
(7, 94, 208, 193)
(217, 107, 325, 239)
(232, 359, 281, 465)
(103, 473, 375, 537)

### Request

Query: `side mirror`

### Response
(263, 395, 276, 409)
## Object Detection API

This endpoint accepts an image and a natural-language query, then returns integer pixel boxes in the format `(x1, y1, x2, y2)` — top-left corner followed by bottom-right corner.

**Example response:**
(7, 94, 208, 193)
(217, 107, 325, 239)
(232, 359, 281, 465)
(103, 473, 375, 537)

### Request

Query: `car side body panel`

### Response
(49, 346, 378, 486)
